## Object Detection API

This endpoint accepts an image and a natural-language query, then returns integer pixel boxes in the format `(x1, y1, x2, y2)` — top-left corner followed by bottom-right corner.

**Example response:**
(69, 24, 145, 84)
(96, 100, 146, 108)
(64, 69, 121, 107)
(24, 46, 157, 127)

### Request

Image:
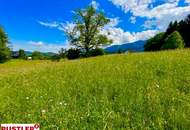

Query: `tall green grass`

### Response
(0, 49, 190, 129)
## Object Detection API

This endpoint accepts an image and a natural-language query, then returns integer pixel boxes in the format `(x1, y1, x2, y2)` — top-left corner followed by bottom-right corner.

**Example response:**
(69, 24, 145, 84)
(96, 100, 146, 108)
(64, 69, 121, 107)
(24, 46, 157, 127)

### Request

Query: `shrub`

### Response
(51, 54, 61, 62)
(89, 48, 105, 57)
(161, 31, 185, 50)
(67, 48, 80, 59)
(117, 49, 125, 54)
(32, 51, 44, 60)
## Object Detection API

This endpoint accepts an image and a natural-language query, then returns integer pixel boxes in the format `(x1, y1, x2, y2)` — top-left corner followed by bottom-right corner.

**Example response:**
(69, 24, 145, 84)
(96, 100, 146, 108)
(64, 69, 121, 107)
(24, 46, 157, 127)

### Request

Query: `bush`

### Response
(89, 48, 105, 57)
(67, 48, 81, 59)
(117, 49, 125, 54)
(144, 32, 165, 51)
(161, 31, 185, 50)
(32, 51, 44, 60)
(51, 54, 61, 62)
(0, 47, 11, 63)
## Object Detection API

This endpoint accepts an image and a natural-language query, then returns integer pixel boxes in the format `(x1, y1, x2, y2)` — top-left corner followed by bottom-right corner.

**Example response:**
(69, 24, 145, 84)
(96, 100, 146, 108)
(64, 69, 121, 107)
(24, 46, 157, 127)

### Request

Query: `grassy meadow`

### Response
(0, 49, 190, 129)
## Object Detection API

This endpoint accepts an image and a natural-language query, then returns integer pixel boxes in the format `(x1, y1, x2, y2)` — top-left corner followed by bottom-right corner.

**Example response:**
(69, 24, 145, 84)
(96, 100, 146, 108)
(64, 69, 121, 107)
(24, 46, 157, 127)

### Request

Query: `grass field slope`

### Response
(0, 49, 190, 129)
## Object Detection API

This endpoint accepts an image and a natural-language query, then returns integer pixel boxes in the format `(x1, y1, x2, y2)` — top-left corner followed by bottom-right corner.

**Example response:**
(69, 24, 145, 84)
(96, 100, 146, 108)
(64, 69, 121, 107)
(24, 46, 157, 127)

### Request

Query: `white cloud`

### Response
(109, 0, 190, 31)
(143, 19, 157, 29)
(63, 18, 156, 44)
(101, 27, 158, 44)
(110, 0, 152, 13)
(39, 17, 157, 46)
(38, 21, 65, 31)
(12, 40, 70, 53)
(35, 0, 190, 49)
(102, 17, 158, 44)
(185, 0, 190, 4)
(38, 7, 160, 46)
(38, 21, 59, 28)
(104, 17, 121, 28)
(63, 22, 76, 32)
(29, 41, 44, 46)
(91, 0, 99, 9)
(129, 16, 136, 24)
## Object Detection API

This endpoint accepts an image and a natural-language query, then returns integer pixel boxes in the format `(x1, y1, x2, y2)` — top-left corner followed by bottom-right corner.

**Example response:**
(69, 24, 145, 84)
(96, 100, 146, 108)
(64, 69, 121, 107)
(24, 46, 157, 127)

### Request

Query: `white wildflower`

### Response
(156, 84, 159, 88)
(41, 110, 46, 113)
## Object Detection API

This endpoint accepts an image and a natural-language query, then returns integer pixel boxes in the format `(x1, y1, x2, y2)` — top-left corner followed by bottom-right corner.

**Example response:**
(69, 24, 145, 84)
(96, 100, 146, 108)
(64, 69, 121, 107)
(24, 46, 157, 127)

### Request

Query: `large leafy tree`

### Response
(161, 31, 185, 50)
(0, 26, 11, 63)
(65, 6, 112, 56)
(32, 51, 43, 60)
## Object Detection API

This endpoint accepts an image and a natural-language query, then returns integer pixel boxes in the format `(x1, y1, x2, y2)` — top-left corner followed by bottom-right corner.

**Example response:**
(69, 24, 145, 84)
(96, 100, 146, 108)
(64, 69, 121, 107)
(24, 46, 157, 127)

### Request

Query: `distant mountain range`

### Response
(12, 51, 56, 57)
(105, 40, 146, 53)
(25, 51, 56, 56)
(13, 40, 146, 56)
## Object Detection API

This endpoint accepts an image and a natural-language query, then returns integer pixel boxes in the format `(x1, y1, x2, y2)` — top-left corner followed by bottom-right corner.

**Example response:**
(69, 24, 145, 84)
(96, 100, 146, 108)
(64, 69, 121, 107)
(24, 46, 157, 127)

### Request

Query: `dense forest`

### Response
(144, 14, 190, 51)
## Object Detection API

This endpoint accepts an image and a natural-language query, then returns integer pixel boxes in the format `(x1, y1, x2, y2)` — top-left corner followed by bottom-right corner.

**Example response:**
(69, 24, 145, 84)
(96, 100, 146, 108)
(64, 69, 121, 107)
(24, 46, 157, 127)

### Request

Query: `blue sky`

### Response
(0, 0, 190, 52)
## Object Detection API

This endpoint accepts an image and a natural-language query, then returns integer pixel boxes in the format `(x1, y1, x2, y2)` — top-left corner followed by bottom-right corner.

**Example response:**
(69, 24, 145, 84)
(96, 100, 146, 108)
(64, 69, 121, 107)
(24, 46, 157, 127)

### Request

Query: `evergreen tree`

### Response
(178, 14, 190, 47)
(0, 26, 11, 63)
(164, 21, 179, 40)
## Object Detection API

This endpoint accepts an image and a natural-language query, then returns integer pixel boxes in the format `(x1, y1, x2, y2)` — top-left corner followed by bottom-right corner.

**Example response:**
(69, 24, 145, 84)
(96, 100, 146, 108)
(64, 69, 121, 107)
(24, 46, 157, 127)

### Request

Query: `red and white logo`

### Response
(1, 124, 40, 130)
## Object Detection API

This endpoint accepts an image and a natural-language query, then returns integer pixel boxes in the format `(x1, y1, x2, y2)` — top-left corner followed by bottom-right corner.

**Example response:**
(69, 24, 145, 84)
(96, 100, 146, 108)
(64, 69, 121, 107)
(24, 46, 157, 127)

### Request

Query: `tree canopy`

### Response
(161, 31, 185, 50)
(145, 14, 190, 51)
(18, 49, 27, 59)
(32, 51, 43, 60)
(65, 6, 112, 56)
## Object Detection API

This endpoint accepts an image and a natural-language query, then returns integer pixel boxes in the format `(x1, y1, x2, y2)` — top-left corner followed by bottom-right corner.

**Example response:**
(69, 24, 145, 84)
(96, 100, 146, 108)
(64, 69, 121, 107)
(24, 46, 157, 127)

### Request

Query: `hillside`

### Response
(0, 49, 190, 129)
(105, 40, 145, 53)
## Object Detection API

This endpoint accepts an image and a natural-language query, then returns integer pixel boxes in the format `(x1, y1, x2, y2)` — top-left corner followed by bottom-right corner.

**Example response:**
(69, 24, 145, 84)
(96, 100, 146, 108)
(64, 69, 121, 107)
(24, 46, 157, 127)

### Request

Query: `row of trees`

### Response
(12, 50, 48, 60)
(52, 47, 105, 61)
(144, 14, 190, 51)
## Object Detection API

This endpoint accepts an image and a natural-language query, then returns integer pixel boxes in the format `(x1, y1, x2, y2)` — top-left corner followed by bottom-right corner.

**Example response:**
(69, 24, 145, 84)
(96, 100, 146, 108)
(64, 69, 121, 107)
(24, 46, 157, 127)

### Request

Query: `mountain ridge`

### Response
(105, 40, 146, 53)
